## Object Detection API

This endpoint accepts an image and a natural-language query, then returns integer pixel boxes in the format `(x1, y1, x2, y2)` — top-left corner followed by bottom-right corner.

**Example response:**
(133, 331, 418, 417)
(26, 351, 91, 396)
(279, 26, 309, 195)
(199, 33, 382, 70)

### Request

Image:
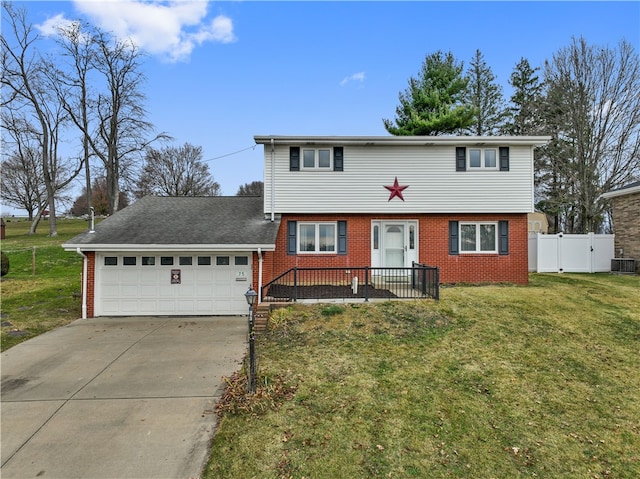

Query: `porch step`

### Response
(253, 303, 290, 332)
(254, 304, 270, 332)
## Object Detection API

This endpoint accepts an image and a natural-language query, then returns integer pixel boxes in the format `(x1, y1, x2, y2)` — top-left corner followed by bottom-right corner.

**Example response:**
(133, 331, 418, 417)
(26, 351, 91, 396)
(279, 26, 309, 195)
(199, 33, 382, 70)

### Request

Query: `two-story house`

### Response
(63, 135, 549, 317)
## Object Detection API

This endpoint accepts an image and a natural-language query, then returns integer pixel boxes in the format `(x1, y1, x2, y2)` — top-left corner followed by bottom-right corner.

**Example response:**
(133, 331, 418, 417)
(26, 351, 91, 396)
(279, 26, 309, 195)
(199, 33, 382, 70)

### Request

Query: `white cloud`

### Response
(36, 13, 77, 36)
(37, 1, 236, 62)
(340, 71, 366, 86)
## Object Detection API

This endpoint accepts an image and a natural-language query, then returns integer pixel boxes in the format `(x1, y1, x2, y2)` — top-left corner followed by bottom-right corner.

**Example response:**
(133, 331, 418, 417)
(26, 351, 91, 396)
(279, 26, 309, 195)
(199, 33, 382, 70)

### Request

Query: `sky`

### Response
(2, 0, 639, 216)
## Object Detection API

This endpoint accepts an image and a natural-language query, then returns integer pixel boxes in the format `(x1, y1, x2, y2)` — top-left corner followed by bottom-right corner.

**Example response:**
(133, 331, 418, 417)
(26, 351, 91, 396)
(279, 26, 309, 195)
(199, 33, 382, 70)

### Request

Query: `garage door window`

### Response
(104, 257, 117, 266)
(179, 256, 192, 265)
(235, 256, 249, 266)
(216, 256, 230, 266)
(142, 256, 155, 266)
(161, 256, 174, 266)
(123, 256, 136, 266)
(197, 256, 211, 265)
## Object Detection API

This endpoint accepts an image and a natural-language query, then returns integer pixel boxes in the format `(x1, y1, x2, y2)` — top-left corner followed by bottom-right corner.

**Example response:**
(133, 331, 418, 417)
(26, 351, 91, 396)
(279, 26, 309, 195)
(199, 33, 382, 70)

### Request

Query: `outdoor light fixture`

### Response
(244, 287, 257, 306)
(244, 286, 258, 393)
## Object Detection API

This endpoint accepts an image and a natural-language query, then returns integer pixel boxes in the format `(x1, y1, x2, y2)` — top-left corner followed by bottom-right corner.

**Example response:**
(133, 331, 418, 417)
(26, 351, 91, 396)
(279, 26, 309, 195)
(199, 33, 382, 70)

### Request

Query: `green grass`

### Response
(0, 218, 95, 350)
(207, 273, 640, 478)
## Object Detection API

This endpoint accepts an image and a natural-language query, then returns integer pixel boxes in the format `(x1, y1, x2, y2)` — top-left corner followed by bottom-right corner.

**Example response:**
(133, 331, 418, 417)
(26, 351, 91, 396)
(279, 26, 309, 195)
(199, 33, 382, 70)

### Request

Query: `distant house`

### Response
(600, 181, 640, 272)
(63, 135, 549, 317)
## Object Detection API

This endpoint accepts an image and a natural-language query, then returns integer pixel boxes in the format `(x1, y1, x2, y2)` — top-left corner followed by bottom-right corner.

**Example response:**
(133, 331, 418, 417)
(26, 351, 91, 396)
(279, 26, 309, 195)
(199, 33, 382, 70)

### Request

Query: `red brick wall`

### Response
(86, 251, 96, 317)
(267, 213, 529, 286)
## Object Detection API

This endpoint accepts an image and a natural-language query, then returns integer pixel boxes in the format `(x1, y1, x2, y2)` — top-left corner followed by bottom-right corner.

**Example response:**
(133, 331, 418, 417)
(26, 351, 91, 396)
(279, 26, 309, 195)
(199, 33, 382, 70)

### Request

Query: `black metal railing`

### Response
(261, 264, 439, 302)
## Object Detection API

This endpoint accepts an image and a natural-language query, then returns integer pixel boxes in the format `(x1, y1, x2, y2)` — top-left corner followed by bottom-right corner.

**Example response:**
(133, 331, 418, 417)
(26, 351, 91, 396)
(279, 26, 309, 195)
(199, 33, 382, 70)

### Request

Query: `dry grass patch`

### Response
(206, 274, 640, 479)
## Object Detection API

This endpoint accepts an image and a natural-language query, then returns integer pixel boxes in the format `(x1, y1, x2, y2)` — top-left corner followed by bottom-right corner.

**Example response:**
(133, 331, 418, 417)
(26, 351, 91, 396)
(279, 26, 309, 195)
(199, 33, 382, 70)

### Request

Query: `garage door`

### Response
(96, 252, 252, 316)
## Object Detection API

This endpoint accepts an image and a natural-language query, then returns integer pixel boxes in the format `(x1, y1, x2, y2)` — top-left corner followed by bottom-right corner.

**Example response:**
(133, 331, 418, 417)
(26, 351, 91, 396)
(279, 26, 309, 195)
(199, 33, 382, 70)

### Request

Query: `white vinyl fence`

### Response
(528, 233, 614, 273)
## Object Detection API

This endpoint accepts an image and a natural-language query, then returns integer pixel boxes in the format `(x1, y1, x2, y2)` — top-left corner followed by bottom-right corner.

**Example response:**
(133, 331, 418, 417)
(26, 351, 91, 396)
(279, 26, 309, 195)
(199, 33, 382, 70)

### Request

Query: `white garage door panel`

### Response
(96, 252, 252, 316)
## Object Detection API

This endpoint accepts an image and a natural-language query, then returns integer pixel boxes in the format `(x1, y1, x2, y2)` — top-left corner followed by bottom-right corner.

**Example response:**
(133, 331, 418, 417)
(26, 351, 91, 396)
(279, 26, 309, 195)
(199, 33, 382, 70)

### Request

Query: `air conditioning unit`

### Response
(611, 258, 637, 274)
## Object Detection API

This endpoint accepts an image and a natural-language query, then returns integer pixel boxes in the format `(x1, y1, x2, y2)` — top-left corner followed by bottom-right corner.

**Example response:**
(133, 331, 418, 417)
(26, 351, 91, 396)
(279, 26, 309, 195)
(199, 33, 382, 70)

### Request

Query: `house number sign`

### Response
(171, 269, 181, 284)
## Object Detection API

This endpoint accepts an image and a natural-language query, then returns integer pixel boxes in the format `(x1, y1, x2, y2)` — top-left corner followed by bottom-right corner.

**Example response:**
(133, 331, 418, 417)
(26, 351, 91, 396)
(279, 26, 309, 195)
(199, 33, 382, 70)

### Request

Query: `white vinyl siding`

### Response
(264, 144, 535, 214)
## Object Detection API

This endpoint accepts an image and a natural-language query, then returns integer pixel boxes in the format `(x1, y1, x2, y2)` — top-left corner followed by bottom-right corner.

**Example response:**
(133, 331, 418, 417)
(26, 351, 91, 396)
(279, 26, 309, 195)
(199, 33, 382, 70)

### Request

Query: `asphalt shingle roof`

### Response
(63, 196, 280, 248)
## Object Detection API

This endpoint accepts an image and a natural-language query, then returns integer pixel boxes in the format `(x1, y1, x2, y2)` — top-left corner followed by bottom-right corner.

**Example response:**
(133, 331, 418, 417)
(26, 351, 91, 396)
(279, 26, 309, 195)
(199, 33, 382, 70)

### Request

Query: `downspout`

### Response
(270, 138, 275, 222)
(76, 248, 88, 319)
(257, 248, 263, 303)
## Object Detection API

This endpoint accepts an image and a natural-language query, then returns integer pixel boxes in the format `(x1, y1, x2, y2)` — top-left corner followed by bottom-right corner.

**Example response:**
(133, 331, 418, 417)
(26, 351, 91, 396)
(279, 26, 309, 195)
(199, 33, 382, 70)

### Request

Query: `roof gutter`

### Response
(254, 135, 552, 147)
(62, 243, 277, 252)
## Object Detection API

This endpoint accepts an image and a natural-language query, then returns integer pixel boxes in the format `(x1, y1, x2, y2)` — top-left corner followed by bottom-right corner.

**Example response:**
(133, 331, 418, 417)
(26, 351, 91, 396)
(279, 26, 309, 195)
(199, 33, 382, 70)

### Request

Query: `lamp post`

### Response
(244, 286, 258, 393)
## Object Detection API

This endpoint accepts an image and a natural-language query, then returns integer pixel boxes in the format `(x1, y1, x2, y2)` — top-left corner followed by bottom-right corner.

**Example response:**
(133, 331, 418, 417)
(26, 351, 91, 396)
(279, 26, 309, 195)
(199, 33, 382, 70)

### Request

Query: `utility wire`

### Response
(203, 143, 257, 162)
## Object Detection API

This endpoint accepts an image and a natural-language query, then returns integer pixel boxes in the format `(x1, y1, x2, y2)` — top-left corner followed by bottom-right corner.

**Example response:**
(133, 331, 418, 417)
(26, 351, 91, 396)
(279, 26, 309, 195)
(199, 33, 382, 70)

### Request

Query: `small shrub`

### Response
(1, 251, 9, 276)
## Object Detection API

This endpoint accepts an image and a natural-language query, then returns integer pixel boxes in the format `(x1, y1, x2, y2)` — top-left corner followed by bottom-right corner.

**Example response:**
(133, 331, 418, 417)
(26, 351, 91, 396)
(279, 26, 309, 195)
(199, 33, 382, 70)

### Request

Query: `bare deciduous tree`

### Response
(135, 143, 220, 197)
(1, 2, 82, 235)
(236, 181, 264, 196)
(540, 37, 640, 233)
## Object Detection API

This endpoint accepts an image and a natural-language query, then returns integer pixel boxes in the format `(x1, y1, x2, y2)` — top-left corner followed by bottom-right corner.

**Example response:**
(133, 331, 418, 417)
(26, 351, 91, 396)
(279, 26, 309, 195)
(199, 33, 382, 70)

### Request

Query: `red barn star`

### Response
(384, 177, 409, 201)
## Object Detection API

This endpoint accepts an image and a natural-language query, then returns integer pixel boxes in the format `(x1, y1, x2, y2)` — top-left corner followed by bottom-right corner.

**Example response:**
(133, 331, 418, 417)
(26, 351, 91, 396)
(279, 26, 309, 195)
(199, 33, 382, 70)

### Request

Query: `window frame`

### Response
(468, 148, 499, 170)
(297, 222, 337, 254)
(459, 222, 498, 254)
(301, 148, 333, 170)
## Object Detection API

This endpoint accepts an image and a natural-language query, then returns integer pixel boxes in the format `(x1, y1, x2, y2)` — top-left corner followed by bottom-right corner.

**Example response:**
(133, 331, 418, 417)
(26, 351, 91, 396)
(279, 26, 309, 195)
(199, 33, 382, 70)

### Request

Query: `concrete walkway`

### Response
(1, 316, 247, 479)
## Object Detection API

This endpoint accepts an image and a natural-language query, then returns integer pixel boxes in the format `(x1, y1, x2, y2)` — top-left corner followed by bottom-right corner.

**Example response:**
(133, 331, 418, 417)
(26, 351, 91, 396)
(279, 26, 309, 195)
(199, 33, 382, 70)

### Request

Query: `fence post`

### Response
(293, 267, 298, 302)
(364, 266, 369, 302)
(421, 266, 427, 296)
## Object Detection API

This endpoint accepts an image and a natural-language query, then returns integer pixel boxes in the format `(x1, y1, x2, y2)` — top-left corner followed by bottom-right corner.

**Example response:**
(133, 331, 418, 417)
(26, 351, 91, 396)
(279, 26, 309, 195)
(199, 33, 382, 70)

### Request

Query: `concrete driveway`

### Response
(1, 316, 247, 479)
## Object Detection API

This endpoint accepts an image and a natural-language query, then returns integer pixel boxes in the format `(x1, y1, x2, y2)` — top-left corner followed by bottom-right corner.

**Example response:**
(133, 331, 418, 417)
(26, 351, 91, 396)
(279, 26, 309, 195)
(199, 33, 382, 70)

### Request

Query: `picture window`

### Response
(298, 222, 336, 253)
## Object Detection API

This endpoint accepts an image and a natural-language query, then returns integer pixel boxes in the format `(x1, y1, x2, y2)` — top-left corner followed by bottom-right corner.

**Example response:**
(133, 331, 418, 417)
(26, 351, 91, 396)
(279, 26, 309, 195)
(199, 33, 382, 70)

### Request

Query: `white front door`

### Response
(371, 220, 418, 269)
(384, 224, 405, 267)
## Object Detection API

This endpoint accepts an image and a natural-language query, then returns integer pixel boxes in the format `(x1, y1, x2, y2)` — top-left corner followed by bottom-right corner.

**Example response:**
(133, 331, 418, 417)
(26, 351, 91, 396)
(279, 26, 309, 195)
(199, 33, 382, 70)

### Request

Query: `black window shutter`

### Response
(456, 147, 466, 171)
(498, 220, 509, 255)
(290, 147, 300, 171)
(499, 147, 510, 171)
(333, 147, 344, 171)
(287, 221, 297, 255)
(337, 220, 347, 255)
(449, 221, 459, 255)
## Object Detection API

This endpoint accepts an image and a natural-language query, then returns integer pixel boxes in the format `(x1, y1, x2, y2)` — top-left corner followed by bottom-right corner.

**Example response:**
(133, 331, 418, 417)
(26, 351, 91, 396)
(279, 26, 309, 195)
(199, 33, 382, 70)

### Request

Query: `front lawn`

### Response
(0, 218, 93, 350)
(207, 273, 640, 478)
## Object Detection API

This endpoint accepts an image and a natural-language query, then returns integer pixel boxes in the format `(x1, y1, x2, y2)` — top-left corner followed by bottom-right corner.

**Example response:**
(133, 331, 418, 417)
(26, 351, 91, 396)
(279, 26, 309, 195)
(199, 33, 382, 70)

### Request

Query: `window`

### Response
(468, 148, 498, 169)
(123, 256, 136, 266)
(104, 256, 117, 266)
(216, 256, 230, 266)
(287, 220, 346, 255)
(456, 146, 509, 171)
(302, 148, 332, 169)
(160, 256, 174, 266)
(460, 223, 497, 253)
(197, 256, 211, 266)
(298, 222, 336, 253)
(179, 256, 192, 265)
(450, 220, 508, 255)
(235, 256, 249, 266)
(142, 256, 155, 266)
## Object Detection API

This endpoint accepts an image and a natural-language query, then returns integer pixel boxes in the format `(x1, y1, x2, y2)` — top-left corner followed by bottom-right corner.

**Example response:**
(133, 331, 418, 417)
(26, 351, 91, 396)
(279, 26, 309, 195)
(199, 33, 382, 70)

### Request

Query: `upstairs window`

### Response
(456, 146, 509, 171)
(302, 148, 332, 169)
(290, 146, 343, 171)
(469, 149, 497, 169)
